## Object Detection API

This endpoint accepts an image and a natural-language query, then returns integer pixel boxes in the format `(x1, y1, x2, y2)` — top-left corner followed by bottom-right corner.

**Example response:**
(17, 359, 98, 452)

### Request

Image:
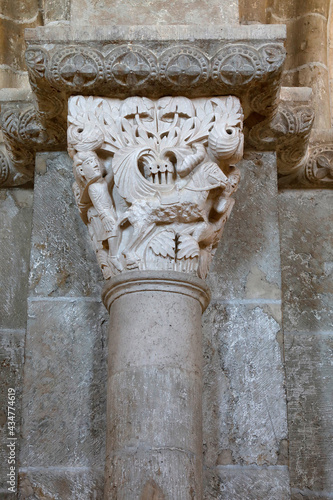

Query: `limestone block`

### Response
(285, 333, 333, 493)
(202, 302, 288, 469)
(0, 330, 25, 492)
(70, 0, 239, 26)
(0, 189, 33, 329)
(29, 152, 103, 298)
(42, 0, 71, 23)
(20, 299, 108, 467)
(279, 190, 333, 333)
(269, 0, 330, 19)
(208, 152, 281, 301)
(204, 465, 291, 499)
(18, 468, 103, 499)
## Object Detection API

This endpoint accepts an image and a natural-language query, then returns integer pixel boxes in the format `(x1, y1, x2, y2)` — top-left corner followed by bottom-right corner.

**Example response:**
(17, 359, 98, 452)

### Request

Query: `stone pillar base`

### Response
(102, 271, 210, 499)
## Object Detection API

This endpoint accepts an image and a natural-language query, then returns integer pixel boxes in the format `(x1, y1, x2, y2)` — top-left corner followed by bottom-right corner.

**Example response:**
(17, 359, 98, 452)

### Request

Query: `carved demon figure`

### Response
(68, 95, 244, 279)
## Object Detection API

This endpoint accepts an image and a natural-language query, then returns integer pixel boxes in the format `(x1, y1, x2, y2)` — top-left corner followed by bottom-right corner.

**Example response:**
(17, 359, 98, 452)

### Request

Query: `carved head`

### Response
(74, 151, 103, 184)
(203, 162, 228, 188)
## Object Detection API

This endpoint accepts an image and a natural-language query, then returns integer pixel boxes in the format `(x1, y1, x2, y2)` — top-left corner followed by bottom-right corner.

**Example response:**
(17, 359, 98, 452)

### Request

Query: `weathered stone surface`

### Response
(204, 465, 291, 499)
(268, 0, 331, 129)
(0, 0, 40, 89)
(0, 330, 25, 493)
(18, 467, 103, 499)
(20, 299, 108, 467)
(104, 273, 207, 498)
(285, 332, 333, 494)
(202, 302, 288, 468)
(29, 152, 103, 298)
(208, 152, 281, 301)
(70, 0, 239, 26)
(291, 489, 333, 500)
(279, 190, 333, 333)
(0, 188, 33, 329)
(42, 0, 71, 23)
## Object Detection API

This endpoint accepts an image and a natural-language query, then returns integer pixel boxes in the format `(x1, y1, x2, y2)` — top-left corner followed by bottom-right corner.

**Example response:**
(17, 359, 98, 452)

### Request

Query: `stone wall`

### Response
(0, 1, 333, 499)
(279, 190, 333, 500)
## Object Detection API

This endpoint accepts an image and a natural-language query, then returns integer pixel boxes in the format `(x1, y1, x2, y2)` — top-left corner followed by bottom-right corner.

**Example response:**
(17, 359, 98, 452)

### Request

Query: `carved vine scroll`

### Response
(68, 96, 244, 279)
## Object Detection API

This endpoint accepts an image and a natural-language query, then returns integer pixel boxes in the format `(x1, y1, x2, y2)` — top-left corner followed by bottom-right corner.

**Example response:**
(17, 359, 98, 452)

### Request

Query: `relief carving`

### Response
(68, 96, 244, 279)
(248, 101, 315, 181)
(306, 145, 333, 186)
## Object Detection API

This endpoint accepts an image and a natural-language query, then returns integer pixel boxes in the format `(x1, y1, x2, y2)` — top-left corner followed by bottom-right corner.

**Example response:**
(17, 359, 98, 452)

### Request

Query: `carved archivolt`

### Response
(68, 96, 244, 279)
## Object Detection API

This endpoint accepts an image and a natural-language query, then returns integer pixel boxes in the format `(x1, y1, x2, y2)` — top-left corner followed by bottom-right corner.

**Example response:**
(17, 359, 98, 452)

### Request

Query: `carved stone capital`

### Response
(0, 89, 66, 187)
(68, 95, 244, 280)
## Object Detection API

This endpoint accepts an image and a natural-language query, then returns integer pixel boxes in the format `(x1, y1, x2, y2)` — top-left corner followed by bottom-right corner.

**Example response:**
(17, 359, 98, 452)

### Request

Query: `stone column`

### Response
(67, 95, 244, 498)
(103, 271, 209, 498)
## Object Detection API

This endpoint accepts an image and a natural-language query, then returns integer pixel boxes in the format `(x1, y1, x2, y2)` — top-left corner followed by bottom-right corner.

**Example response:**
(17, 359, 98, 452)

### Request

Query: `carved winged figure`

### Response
(68, 95, 244, 278)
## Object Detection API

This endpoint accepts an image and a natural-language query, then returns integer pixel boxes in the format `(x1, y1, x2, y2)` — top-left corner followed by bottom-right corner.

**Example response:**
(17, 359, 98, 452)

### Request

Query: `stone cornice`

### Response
(0, 24, 287, 187)
(2, 25, 332, 189)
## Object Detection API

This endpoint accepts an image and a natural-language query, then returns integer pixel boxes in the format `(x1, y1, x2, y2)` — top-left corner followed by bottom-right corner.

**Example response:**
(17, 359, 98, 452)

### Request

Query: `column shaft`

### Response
(103, 271, 210, 499)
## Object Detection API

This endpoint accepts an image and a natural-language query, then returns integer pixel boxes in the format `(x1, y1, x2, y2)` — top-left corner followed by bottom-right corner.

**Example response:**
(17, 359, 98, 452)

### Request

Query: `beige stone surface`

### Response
(279, 190, 333, 333)
(0, 188, 33, 329)
(29, 153, 103, 298)
(70, 0, 239, 26)
(202, 303, 288, 469)
(208, 152, 281, 300)
(104, 274, 207, 498)
(20, 299, 108, 468)
(0, 330, 25, 494)
(18, 468, 103, 499)
(0, 0, 41, 88)
(279, 189, 333, 498)
(285, 333, 333, 495)
(204, 465, 291, 499)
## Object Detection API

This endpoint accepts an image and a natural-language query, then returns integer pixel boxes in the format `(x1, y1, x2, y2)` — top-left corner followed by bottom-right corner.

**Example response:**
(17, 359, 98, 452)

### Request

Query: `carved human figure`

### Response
(73, 151, 122, 275)
(68, 95, 244, 279)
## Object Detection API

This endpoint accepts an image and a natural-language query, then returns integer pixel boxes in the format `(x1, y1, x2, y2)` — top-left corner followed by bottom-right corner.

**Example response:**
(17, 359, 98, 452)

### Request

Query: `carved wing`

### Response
(112, 146, 159, 203)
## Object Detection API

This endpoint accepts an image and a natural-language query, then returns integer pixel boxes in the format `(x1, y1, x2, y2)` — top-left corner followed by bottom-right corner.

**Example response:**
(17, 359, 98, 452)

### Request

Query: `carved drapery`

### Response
(67, 95, 244, 279)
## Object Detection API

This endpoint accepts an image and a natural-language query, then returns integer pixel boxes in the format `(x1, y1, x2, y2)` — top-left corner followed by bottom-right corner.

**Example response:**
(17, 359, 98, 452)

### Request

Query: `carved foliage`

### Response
(0, 105, 66, 184)
(68, 96, 244, 280)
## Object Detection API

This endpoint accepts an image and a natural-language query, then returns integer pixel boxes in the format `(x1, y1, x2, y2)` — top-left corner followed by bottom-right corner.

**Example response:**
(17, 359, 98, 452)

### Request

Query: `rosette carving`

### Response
(306, 146, 333, 186)
(159, 47, 209, 88)
(68, 95, 244, 280)
(50, 47, 104, 91)
(105, 46, 157, 88)
(212, 45, 262, 88)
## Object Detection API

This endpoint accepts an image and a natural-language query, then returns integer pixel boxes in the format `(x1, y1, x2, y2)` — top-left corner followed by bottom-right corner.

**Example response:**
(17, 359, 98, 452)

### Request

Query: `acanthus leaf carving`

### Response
(68, 95, 244, 280)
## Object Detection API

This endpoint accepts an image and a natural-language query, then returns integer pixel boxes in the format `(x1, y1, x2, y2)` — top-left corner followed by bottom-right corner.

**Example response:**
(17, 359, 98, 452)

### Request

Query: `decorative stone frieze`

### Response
(0, 25, 287, 187)
(68, 95, 244, 280)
